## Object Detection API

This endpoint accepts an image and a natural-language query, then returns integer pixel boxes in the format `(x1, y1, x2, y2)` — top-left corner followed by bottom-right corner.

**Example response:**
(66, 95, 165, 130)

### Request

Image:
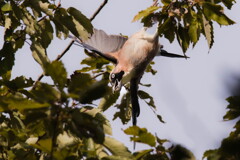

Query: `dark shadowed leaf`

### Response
(170, 145, 196, 160)
(138, 90, 156, 109)
(67, 7, 93, 34)
(0, 42, 15, 76)
(4, 76, 34, 91)
(113, 93, 131, 124)
(31, 83, 60, 103)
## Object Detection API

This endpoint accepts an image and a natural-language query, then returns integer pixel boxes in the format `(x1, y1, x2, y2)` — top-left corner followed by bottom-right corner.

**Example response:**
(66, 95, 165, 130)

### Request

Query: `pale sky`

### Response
(1, 0, 240, 159)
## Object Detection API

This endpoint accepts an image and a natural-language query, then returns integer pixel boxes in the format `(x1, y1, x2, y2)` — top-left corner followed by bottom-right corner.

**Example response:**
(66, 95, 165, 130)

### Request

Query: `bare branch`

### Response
(90, 0, 108, 21)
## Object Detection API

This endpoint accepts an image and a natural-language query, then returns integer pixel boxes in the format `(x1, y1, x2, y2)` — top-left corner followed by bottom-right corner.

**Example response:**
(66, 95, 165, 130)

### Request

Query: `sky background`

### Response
(1, 0, 240, 159)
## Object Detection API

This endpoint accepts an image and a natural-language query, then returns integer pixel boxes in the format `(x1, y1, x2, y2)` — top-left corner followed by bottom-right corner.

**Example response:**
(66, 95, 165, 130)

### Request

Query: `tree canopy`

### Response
(0, 0, 239, 159)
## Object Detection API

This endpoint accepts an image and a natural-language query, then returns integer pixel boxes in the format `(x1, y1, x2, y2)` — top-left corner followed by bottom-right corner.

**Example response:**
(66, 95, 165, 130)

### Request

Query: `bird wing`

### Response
(85, 29, 128, 54)
(70, 29, 128, 63)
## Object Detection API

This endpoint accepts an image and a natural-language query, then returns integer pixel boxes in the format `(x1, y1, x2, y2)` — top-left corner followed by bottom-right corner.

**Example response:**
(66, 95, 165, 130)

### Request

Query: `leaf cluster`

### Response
(133, 0, 235, 53)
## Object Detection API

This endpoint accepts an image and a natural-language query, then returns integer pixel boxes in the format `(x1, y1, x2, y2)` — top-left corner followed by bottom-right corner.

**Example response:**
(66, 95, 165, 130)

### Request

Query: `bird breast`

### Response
(117, 31, 160, 76)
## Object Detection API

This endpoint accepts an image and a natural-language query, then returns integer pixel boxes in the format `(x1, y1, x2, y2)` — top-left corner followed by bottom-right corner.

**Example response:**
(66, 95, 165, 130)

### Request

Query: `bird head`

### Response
(109, 71, 125, 92)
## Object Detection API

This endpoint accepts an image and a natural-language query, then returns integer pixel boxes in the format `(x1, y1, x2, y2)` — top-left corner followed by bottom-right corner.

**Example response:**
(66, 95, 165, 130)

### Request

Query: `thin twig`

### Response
(32, 0, 109, 89)
(90, 0, 108, 21)
(32, 40, 75, 89)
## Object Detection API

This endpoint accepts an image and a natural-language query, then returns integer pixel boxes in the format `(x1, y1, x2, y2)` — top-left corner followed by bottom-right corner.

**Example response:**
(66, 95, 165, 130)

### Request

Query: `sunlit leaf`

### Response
(98, 92, 120, 112)
(124, 126, 156, 147)
(203, 2, 235, 25)
(104, 137, 131, 157)
(132, 6, 160, 22)
(1, 3, 12, 12)
(46, 61, 67, 91)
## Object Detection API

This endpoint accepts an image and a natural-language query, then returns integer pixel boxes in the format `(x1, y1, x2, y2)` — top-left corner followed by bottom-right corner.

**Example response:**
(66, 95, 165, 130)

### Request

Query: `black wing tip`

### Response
(160, 49, 190, 59)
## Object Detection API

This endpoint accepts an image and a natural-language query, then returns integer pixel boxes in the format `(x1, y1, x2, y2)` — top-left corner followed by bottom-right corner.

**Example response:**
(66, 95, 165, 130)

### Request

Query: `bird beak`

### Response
(112, 79, 122, 93)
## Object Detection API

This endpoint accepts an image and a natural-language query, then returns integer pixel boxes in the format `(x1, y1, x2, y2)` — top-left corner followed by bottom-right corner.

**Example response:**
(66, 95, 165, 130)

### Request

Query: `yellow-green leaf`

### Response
(132, 6, 160, 22)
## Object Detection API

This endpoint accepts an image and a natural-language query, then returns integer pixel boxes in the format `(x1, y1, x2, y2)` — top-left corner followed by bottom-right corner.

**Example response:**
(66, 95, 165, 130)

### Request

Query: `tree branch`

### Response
(32, 0, 109, 89)
(90, 0, 108, 21)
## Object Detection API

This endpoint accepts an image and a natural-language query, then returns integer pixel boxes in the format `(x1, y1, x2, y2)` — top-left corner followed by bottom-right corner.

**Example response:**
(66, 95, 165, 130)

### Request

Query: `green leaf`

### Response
(132, 6, 160, 22)
(46, 61, 67, 91)
(134, 149, 153, 160)
(170, 145, 196, 160)
(124, 126, 156, 147)
(158, 17, 176, 43)
(38, 18, 53, 48)
(138, 90, 156, 109)
(67, 7, 93, 34)
(31, 83, 61, 103)
(79, 80, 110, 104)
(1, 3, 12, 12)
(0, 42, 15, 76)
(54, 8, 89, 40)
(0, 95, 49, 112)
(203, 2, 235, 25)
(4, 76, 34, 91)
(176, 25, 190, 53)
(80, 107, 112, 135)
(202, 15, 214, 49)
(188, 11, 200, 44)
(113, 93, 131, 124)
(222, 0, 236, 9)
(104, 137, 131, 157)
(98, 92, 120, 112)
(31, 41, 50, 73)
(70, 109, 105, 144)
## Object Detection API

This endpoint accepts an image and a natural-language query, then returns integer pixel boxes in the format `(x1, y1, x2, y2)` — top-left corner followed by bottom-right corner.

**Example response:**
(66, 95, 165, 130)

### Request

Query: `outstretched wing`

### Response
(70, 29, 128, 63)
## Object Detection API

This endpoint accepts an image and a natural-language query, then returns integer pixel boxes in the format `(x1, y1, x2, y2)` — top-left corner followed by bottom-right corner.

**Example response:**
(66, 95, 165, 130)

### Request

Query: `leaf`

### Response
(104, 137, 131, 157)
(188, 11, 200, 45)
(134, 149, 153, 160)
(80, 107, 112, 135)
(158, 17, 176, 43)
(176, 25, 190, 53)
(0, 95, 49, 112)
(202, 2, 235, 25)
(132, 6, 160, 22)
(4, 76, 34, 91)
(1, 3, 12, 12)
(170, 145, 196, 160)
(38, 18, 53, 48)
(113, 93, 131, 124)
(0, 42, 15, 76)
(32, 138, 52, 153)
(222, 0, 236, 9)
(202, 15, 214, 49)
(54, 8, 89, 40)
(98, 92, 120, 112)
(124, 126, 156, 147)
(31, 41, 50, 73)
(46, 61, 67, 91)
(70, 109, 105, 144)
(67, 7, 93, 34)
(79, 80, 110, 104)
(138, 90, 156, 109)
(31, 83, 61, 103)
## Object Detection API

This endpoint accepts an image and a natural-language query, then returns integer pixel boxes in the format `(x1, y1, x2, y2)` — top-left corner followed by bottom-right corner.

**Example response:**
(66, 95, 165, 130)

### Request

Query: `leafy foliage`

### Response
(133, 0, 235, 52)
(0, 0, 237, 159)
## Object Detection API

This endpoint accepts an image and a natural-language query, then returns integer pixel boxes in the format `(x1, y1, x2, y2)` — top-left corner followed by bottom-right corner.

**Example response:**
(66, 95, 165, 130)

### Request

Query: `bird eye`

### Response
(111, 74, 115, 79)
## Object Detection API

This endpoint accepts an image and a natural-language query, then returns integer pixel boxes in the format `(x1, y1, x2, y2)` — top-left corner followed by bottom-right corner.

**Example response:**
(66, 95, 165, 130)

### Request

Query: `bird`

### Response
(69, 27, 187, 126)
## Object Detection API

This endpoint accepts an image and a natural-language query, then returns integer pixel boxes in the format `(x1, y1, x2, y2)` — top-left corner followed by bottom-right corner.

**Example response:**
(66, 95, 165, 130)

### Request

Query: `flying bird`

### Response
(70, 27, 187, 126)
